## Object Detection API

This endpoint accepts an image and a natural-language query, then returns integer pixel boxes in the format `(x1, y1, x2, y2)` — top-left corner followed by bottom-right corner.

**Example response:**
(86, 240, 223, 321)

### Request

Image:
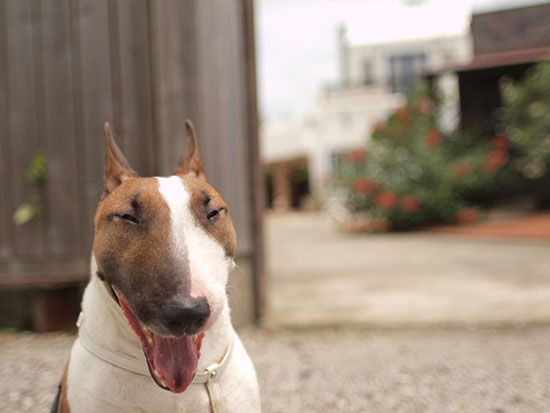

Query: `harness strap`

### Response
(199, 343, 234, 413)
(205, 380, 225, 413)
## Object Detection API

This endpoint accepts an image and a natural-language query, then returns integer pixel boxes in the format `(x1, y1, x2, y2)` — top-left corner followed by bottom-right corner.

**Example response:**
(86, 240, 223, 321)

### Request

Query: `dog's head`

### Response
(92, 121, 236, 393)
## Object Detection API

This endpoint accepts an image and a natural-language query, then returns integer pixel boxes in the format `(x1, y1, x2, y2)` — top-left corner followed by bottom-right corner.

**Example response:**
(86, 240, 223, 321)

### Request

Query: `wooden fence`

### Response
(0, 0, 263, 323)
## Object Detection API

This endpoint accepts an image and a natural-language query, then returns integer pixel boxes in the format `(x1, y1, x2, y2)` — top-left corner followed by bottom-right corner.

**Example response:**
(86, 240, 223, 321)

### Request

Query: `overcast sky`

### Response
(256, 0, 547, 122)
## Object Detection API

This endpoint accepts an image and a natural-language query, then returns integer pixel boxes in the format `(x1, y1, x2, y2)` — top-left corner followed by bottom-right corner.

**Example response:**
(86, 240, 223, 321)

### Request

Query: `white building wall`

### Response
(306, 89, 404, 195)
(347, 34, 472, 91)
(261, 30, 473, 201)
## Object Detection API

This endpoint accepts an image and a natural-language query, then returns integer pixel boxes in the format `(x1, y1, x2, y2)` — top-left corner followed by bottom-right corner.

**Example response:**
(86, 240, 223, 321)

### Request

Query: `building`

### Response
(261, 2, 472, 208)
(427, 2, 550, 208)
(428, 2, 550, 136)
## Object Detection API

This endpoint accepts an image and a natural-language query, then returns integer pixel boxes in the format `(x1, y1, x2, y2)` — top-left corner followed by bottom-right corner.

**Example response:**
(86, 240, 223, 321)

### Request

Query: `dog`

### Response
(52, 121, 261, 412)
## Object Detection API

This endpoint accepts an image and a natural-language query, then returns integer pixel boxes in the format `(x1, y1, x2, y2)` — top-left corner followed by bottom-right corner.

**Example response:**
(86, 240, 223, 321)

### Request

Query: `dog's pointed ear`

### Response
(102, 122, 137, 199)
(174, 120, 206, 179)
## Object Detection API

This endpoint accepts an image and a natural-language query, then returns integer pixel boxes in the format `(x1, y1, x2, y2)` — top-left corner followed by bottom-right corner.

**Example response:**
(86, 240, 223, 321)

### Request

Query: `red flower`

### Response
(348, 148, 366, 164)
(455, 207, 479, 224)
(401, 195, 420, 212)
(482, 149, 509, 173)
(454, 162, 471, 178)
(492, 134, 510, 151)
(426, 128, 442, 148)
(376, 191, 399, 209)
(353, 178, 378, 194)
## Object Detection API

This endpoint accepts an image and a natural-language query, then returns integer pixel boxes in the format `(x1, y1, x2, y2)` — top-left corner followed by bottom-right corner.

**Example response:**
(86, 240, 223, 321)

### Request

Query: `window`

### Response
(388, 53, 426, 93)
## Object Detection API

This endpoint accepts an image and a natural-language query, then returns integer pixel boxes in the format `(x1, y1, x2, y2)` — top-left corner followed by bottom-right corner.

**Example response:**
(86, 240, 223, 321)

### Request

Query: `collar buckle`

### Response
(206, 365, 219, 383)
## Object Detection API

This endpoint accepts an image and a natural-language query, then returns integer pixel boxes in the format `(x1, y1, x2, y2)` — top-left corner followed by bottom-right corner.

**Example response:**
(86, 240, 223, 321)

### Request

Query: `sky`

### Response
(256, 0, 547, 122)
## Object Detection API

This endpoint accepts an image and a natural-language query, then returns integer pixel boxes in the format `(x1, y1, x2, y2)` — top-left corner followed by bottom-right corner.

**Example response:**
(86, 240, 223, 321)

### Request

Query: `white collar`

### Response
(76, 281, 234, 385)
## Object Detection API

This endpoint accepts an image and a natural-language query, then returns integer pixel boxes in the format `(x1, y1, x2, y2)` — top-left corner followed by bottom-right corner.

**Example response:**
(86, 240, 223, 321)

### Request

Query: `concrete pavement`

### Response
(264, 212, 550, 328)
(4, 327, 550, 412)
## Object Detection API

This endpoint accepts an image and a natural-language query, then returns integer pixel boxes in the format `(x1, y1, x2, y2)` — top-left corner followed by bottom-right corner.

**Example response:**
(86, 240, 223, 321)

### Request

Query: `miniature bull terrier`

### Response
(52, 121, 261, 412)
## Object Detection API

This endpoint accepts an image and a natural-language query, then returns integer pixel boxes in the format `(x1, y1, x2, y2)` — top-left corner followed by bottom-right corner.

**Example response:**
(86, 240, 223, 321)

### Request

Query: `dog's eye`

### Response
(207, 207, 225, 221)
(115, 213, 139, 224)
(207, 209, 219, 220)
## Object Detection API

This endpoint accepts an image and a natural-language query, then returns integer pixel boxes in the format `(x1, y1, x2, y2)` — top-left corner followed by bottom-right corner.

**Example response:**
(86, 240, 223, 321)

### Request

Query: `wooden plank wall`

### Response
(472, 3, 550, 56)
(0, 0, 261, 305)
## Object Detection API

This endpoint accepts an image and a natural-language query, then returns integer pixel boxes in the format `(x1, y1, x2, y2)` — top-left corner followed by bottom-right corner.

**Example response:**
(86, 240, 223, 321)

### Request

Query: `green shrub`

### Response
(500, 60, 550, 180)
(335, 88, 515, 231)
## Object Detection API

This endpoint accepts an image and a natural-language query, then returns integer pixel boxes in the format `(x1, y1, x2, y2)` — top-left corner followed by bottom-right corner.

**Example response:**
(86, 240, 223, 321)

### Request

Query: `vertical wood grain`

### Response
(0, 0, 12, 257)
(41, 0, 80, 255)
(112, 0, 155, 176)
(148, 0, 197, 176)
(5, 0, 44, 256)
(74, 0, 113, 250)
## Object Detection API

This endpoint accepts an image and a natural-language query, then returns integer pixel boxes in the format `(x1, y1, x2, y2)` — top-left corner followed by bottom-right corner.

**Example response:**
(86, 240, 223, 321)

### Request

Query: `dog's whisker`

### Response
(226, 291, 237, 308)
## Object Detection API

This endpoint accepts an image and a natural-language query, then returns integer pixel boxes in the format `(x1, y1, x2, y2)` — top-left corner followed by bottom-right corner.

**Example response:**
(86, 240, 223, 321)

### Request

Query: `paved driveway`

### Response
(265, 212, 550, 327)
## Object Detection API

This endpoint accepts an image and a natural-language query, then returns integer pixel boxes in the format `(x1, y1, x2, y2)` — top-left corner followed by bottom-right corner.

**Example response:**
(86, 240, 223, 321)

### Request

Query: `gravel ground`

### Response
(1, 326, 550, 412)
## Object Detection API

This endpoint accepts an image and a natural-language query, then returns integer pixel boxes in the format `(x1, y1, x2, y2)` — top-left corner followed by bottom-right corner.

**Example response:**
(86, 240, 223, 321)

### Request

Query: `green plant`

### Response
(13, 152, 47, 225)
(500, 60, 550, 179)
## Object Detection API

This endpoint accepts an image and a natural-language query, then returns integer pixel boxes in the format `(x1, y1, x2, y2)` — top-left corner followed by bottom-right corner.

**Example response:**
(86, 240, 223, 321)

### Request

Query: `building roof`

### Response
(429, 47, 550, 75)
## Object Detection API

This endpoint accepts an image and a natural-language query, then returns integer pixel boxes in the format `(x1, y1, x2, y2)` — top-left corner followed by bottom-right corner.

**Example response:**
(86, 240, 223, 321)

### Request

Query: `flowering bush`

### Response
(335, 89, 515, 231)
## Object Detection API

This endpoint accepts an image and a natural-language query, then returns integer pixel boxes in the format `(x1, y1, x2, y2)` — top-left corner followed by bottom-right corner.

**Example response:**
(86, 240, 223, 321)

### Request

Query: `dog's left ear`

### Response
(174, 120, 206, 180)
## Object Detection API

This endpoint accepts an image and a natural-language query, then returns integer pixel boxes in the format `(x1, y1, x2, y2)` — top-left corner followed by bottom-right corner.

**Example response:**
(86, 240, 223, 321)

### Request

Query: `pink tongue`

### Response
(153, 335, 198, 393)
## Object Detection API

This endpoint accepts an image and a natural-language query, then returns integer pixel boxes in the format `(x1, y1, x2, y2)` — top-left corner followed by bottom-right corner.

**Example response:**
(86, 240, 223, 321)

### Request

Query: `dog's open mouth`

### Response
(113, 288, 204, 393)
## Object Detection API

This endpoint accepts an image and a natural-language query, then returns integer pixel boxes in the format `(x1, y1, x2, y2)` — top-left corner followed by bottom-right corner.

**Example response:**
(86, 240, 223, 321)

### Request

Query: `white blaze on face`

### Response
(156, 176, 229, 325)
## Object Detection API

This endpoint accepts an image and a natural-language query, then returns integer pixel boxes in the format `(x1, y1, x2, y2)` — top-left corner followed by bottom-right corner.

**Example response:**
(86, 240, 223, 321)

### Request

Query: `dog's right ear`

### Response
(173, 120, 206, 180)
(102, 122, 137, 199)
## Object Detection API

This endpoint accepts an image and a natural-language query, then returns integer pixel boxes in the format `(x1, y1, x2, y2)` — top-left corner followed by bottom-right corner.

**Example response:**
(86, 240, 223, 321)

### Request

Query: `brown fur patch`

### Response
(181, 175, 237, 257)
(92, 177, 185, 327)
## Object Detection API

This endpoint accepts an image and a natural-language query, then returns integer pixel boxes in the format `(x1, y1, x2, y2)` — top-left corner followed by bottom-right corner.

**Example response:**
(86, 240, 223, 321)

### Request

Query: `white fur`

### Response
(66, 176, 261, 412)
(156, 176, 230, 327)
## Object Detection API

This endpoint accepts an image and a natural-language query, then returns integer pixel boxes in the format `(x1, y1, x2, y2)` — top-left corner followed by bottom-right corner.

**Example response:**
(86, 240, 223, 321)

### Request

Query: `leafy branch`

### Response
(13, 152, 47, 225)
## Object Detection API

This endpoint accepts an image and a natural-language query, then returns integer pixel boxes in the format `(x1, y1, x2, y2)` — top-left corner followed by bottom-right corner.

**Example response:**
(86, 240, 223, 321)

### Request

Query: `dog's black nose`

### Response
(161, 297, 210, 336)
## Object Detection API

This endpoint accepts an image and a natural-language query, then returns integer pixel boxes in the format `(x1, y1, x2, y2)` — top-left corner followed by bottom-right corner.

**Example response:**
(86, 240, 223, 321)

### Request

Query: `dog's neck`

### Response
(81, 256, 235, 372)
